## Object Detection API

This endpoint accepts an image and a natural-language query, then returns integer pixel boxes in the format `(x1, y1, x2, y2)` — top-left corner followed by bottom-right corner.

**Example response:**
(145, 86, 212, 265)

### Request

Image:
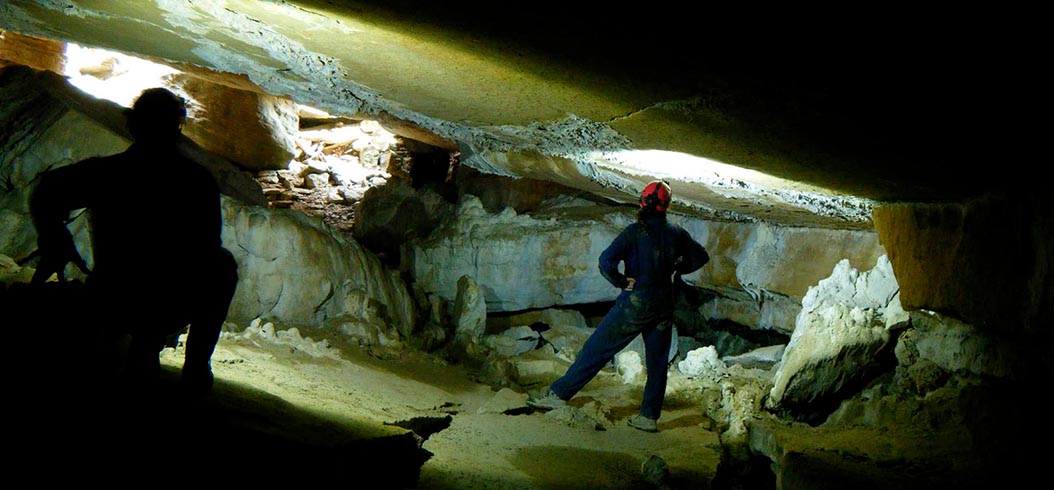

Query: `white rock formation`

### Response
(412, 194, 884, 329)
(453, 274, 487, 346)
(223, 318, 343, 360)
(222, 198, 416, 339)
(678, 346, 729, 382)
(413, 195, 627, 311)
(615, 351, 644, 384)
(767, 256, 901, 413)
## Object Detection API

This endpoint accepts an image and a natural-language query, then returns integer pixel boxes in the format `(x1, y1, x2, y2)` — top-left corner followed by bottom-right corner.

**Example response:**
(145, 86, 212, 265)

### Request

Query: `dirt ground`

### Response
(5, 306, 1026, 489)
(147, 330, 724, 489)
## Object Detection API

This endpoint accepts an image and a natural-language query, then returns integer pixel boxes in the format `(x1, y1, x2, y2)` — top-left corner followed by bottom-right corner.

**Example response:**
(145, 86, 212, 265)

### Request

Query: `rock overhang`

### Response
(0, 0, 1026, 230)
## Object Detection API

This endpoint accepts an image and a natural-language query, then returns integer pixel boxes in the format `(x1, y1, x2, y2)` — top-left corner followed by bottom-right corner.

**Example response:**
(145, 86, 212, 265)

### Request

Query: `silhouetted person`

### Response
(527, 180, 709, 432)
(29, 87, 237, 394)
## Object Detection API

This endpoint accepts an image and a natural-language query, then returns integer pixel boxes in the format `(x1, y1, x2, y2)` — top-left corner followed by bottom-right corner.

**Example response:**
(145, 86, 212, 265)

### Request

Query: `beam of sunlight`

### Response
(62, 42, 179, 108)
(587, 149, 874, 221)
(591, 149, 787, 188)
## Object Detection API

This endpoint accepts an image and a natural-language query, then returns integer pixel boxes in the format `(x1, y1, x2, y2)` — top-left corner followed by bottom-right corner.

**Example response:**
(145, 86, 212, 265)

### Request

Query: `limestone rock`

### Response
(722, 344, 786, 370)
(476, 387, 529, 414)
(167, 73, 299, 170)
(222, 198, 415, 338)
(0, 31, 65, 73)
(509, 344, 566, 387)
(614, 351, 644, 384)
(697, 286, 801, 336)
(678, 346, 729, 381)
(413, 195, 629, 311)
(353, 177, 451, 264)
(413, 194, 885, 322)
(538, 323, 593, 363)
(453, 274, 487, 346)
(873, 193, 1053, 333)
(482, 326, 540, 357)
(898, 310, 1020, 379)
(229, 318, 343, 359)
(544, 406, 605, 431)
(767, 256, 900, 418)
(0, 254, 32, 285)
(487, 307, 589, 334)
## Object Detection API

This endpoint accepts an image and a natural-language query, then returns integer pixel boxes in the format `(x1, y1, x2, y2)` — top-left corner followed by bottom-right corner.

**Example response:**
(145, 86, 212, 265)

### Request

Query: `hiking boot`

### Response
(628, 415, 658, 432)
(526, 389, 567, 411)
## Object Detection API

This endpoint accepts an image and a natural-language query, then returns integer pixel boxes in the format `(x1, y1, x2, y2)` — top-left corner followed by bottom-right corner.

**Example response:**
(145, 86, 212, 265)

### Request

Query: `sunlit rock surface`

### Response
(0, 30, 63, 73)
(167, 72, 300, 171)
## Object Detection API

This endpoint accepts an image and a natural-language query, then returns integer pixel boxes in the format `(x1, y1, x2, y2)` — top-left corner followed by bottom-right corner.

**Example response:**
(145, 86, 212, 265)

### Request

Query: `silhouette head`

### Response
(126, 87, 186, 145)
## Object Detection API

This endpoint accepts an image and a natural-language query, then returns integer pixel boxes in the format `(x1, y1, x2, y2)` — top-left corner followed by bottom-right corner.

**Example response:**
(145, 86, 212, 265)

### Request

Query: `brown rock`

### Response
(0, 31, 65, 73)
(167, 73, 299, 171)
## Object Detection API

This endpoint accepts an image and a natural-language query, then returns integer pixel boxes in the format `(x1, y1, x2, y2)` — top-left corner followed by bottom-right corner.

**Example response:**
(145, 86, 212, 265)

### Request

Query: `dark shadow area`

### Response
(712, 453, 778, 490)
(0, 281, 430, 487)
(510, 446, 651, 490)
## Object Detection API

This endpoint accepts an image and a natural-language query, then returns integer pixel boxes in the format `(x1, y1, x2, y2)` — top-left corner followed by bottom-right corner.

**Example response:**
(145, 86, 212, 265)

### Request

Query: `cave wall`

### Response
(873, 192, 1053, 334)
(411, 194, 886, 335)
(0, 63, 415, 340)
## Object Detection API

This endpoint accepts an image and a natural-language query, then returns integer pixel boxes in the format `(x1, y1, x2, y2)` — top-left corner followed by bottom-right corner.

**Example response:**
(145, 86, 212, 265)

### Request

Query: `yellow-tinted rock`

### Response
(873, 192, 1053, 333)
(0, 30, 65, 73)
(168, 73, 299, 170)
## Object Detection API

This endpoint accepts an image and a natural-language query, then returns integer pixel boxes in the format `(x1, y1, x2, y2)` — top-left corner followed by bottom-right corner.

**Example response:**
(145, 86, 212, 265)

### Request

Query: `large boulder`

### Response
(767, 256, 904, 420)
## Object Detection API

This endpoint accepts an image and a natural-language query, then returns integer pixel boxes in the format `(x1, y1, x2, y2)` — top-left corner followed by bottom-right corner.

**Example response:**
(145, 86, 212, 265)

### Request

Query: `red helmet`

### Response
(639, 180, 672, 212)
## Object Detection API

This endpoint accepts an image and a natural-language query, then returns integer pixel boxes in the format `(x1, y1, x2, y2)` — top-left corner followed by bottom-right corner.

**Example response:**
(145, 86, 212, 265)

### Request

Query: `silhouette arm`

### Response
(29, 162, 93, 283)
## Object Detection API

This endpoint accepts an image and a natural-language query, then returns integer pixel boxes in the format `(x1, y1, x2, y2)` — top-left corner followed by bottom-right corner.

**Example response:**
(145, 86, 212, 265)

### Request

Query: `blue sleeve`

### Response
(674, 227, 709, 275)
(599, 227, 631, 289)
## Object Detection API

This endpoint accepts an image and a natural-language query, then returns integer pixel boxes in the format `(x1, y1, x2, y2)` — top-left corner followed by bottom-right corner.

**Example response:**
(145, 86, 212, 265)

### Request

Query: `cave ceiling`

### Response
(0, 1, 1028, 229)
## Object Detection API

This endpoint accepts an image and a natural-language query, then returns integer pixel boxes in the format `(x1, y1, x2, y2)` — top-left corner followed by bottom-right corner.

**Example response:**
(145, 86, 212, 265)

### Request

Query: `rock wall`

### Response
(873, 192, 1053, 333)
(0, 30, 65, 73)
(412, 196, 628, 312)
(222, 198, 416, 338)
(0, 63, 413, 344)
(1, 66, 129, 264)
(412, 194, 885, 335)
(168, 72, 300, 171)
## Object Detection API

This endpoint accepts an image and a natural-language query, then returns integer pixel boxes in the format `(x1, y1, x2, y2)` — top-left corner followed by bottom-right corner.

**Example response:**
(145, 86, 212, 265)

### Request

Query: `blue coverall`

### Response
(549, 214, 709, 419)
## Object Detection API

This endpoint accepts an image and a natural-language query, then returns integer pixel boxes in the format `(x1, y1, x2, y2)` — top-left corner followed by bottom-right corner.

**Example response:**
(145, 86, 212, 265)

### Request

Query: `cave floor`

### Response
(7, 329, 1022, 489)
(8, 332, 720, 488)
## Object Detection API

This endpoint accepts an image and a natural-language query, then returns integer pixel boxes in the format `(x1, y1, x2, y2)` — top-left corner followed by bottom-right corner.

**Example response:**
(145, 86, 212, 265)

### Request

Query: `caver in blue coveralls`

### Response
(548, 213, 709, 419)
